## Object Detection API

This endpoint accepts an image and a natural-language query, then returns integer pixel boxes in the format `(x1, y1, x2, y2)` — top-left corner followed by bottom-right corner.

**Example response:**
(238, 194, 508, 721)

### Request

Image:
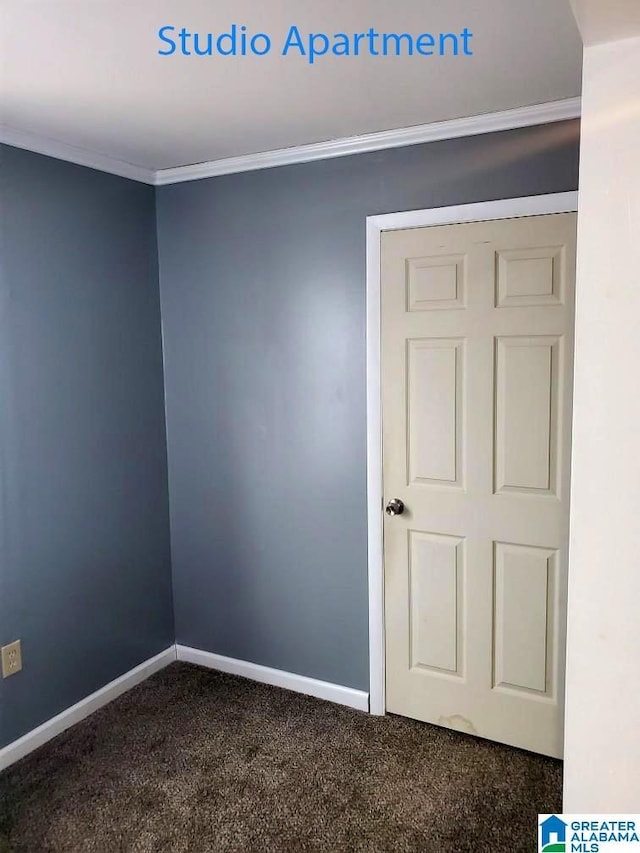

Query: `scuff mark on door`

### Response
(438, 714, 478, 735)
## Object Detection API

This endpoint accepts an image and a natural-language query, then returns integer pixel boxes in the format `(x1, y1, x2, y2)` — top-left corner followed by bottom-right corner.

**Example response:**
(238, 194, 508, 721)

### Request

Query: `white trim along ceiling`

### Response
(0, 97, 581, 186)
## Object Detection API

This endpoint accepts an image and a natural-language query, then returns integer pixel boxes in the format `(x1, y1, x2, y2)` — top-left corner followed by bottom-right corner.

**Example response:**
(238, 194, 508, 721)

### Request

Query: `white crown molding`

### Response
(155, 97, 581, 186)
(2, 97, 581, 187)
(176, 645, 369, 712)
(0, 125, 156, 185)
(0, 646, 176, 772)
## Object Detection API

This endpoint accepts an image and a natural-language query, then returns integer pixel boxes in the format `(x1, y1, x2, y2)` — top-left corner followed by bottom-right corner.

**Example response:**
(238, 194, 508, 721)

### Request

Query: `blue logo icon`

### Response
(540, 815, 567, 852)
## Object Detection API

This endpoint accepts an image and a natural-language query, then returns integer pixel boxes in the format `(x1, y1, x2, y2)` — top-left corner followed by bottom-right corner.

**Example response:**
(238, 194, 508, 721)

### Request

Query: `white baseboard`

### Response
(0, 645, 369, 772)
(0, 646, 176, 772)
(176, 645, 369, 712)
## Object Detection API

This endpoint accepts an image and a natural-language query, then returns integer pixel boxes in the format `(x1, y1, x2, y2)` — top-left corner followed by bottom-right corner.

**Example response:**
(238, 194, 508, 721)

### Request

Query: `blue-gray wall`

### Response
(0, 145, 174, 747)
(0, 123, 581, 749)
(156, 120, 581, 691)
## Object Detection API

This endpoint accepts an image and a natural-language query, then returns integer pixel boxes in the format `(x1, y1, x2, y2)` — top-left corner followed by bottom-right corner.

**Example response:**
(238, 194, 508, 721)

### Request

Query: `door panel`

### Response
(409, 531, 463, 675)
(493, 541, 557, 695)
(407, 339, 462, 485)
(381, 212, 576, 757)
(495, 335, 560, 495)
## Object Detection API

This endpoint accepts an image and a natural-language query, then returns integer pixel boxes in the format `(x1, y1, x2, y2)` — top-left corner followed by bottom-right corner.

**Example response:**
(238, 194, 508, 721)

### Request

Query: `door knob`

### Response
(385, 498, 405, 517)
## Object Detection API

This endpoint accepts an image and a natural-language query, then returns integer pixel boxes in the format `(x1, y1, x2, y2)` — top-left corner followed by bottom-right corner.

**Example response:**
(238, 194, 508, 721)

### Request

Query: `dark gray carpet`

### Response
(0, 662, 561, 852)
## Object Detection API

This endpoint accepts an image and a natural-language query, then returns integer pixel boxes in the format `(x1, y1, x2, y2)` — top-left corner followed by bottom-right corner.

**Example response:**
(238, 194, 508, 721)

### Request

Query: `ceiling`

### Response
(1, 0, 583, 172)
(570, 0, 640, 45)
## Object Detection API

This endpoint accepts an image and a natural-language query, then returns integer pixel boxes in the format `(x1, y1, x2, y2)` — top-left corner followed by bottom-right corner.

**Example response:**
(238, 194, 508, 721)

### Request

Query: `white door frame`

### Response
(366, 191, 579, 715)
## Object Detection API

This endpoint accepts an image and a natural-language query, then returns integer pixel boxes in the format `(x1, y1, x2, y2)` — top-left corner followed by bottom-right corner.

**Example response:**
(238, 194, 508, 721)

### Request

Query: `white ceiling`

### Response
(1, 0, 583, 172)
(570, 0, 640, 45)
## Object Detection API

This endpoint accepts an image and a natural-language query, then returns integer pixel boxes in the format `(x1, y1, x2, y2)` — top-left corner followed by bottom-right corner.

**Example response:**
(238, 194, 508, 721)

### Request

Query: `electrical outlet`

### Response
(1, 640, 22, 678)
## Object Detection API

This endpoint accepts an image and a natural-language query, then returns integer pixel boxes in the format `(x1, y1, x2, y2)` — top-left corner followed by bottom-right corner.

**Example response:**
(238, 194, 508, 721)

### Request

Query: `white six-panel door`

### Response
(381, 213, 576, 757)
